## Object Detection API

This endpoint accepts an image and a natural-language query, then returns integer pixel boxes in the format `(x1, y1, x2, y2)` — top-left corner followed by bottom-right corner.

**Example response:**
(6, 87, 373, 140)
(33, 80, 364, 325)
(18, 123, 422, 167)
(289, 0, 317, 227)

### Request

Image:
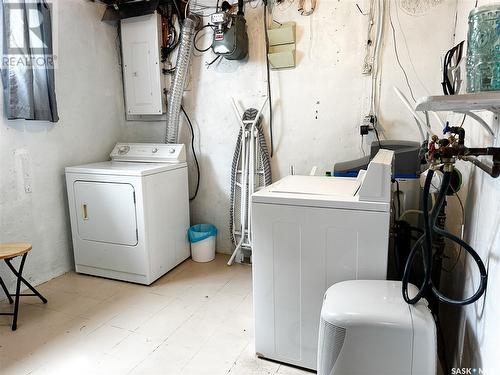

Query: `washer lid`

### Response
(252, 175, 389, 212)
(65, 161, 187, 176)
(270, 175, 361, 196)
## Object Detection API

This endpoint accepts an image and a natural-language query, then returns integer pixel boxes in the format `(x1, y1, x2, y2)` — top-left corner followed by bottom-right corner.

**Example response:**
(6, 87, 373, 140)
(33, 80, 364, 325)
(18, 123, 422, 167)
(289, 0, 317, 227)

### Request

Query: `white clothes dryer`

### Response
(65, 143, 190, 285)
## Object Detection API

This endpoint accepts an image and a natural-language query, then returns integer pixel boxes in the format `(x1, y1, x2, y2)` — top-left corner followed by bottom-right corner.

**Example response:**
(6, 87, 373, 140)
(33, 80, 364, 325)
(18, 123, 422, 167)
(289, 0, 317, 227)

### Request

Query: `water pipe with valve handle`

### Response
(402, 126, 498, 308)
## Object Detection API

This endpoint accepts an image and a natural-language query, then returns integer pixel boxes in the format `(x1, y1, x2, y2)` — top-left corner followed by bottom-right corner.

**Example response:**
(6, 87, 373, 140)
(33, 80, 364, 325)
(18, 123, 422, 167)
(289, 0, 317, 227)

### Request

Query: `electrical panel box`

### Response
(121, 13, 164, 116)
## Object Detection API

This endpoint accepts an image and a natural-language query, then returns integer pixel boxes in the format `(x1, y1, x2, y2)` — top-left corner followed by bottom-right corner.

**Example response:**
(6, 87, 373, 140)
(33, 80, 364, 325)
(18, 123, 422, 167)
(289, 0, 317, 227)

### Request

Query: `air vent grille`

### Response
(317, 318, 346, 375)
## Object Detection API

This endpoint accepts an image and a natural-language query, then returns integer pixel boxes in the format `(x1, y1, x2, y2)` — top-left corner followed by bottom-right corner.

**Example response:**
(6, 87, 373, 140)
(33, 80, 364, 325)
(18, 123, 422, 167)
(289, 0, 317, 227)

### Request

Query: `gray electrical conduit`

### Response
(165, 18, 196, 144)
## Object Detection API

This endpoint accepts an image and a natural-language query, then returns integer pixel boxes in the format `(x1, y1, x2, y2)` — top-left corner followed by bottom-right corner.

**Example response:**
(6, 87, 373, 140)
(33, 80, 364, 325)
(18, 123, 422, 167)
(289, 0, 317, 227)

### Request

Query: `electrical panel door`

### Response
(121, 13, 163, 115)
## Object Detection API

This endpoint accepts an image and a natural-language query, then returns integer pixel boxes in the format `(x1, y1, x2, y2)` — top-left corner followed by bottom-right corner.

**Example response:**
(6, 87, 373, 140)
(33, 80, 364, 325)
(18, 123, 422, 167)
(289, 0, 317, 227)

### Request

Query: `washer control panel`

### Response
(110, 143, 186, 163)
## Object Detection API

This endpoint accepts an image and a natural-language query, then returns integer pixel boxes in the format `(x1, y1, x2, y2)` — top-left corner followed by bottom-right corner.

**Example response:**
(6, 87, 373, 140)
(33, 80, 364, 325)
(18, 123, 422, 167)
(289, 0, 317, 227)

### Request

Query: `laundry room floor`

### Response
(0, 255, 311, 375)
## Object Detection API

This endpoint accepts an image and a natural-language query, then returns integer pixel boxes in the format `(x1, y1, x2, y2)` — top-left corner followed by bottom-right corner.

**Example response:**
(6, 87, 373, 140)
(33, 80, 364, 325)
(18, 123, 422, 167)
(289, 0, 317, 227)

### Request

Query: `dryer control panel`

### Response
(110, 143, 186, 163)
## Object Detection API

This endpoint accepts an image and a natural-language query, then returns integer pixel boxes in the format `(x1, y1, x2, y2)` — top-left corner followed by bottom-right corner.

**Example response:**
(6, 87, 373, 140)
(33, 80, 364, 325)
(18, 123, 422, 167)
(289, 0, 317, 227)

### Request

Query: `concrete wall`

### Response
(122, 0, 459, 253)
(439, 0, 500, 372)
(0, 0, 124, 289)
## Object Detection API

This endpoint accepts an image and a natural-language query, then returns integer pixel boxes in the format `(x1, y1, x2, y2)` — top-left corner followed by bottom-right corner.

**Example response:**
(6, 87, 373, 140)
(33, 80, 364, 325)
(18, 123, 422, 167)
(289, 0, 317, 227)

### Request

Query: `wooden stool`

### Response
(0, 243, 47, 330)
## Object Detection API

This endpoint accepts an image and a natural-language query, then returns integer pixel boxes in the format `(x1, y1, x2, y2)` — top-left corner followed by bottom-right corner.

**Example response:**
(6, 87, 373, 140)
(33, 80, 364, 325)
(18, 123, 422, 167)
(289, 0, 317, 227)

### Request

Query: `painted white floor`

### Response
(0, 255, 311, 375)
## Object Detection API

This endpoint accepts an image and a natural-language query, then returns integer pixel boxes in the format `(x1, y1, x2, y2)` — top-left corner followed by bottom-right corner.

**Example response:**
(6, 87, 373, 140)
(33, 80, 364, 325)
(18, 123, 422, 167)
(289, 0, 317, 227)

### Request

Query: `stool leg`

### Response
(0, 276, 13, 304)
(10, 253, 27, 331)
(5, 257, 47, 304)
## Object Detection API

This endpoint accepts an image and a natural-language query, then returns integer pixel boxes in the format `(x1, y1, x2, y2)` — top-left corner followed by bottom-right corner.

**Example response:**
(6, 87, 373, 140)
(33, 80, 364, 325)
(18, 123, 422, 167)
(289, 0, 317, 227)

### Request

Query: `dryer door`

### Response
(73, 181, 138, 246)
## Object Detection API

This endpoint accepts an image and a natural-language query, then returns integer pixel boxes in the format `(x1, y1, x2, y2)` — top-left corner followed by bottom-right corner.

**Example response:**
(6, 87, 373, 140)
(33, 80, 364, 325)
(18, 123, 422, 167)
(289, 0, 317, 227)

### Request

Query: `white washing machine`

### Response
(65, 143, 190, 285)
(251, 149, 394, 370)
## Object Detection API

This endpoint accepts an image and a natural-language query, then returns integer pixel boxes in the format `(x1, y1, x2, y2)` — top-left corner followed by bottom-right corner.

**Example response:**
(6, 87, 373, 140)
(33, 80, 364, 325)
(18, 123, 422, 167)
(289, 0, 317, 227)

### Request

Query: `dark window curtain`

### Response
(1, 0, 58, 122)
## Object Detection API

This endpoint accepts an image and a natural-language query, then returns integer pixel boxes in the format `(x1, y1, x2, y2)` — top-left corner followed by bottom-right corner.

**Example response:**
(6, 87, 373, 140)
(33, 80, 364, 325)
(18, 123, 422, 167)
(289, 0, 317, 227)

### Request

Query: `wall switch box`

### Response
(14, 149, 33, 194)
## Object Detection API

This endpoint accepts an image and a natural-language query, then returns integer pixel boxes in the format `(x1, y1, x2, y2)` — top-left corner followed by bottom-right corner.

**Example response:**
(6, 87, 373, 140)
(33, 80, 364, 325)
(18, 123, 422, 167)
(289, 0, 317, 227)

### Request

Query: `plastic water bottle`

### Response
(466, 4, 500, 92)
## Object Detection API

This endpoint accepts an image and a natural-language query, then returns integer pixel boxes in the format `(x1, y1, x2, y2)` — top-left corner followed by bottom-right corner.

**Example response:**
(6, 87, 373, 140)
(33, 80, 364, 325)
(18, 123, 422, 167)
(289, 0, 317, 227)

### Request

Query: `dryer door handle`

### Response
(82, 204, 89, 220)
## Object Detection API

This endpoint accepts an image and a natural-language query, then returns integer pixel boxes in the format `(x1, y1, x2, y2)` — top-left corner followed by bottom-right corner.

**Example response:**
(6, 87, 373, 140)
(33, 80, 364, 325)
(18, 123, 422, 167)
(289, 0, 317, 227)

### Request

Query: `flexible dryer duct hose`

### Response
(165, 18, 196, 144)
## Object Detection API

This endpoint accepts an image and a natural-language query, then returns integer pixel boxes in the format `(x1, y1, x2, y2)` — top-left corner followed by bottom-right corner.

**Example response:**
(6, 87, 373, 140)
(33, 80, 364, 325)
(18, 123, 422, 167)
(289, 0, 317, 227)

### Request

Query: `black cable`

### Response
(370, 115, 383, 149)
(395, 179, 401, 218)
(205, 55, 221, 68)
(172, 0, 182, 19)
(194, 24, 215, 53)
(459, 113, 466, 128)
(263, 1, 274, 158)
(161, 15, 180, 62)
(410, 227, 423, 234)
(441, 41, 464, 95)
(163, 67, 176, 75)
(389, 6, 416, 102)
(168, 20, 179, 50)
(237, 0, 245, 15)
(402, 169, 488, 306)
(181, 105, 201, 201)
(392, 178, 402, 219)
(392, 199, 397, 224)
(373, 124, 382, 149)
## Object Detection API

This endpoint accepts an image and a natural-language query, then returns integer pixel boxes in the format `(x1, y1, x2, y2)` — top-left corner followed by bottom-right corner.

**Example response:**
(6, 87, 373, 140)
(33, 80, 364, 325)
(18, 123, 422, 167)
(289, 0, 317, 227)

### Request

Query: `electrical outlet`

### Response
(360, 115, 376, 135)
(363, 115, 375, 127)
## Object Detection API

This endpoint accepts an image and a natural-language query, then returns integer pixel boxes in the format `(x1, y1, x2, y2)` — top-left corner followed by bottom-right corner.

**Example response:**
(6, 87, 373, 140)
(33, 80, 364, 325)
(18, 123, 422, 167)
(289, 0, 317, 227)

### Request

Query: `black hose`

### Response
(432, 221, 487, 305)
(402, 169, 488, 306)
(402, 170, 433, 304)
